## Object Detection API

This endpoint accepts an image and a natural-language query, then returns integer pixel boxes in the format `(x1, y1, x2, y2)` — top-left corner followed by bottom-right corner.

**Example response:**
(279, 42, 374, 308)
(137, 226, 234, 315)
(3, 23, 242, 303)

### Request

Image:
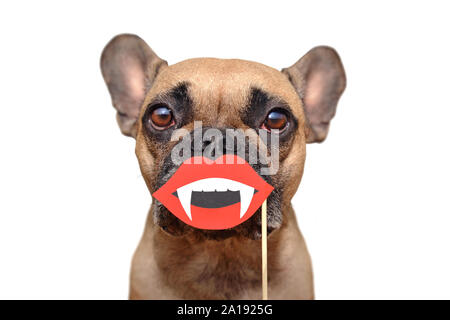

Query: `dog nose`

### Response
(190, 127, 245, 156)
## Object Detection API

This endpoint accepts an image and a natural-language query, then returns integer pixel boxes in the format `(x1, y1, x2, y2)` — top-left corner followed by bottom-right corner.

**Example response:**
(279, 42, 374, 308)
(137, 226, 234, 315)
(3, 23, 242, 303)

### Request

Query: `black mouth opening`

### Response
(172, 190, 258, 209)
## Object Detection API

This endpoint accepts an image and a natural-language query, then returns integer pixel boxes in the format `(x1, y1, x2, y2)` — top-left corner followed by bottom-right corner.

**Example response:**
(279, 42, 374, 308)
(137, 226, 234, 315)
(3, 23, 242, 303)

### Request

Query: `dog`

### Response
(100, 34, 345, 299)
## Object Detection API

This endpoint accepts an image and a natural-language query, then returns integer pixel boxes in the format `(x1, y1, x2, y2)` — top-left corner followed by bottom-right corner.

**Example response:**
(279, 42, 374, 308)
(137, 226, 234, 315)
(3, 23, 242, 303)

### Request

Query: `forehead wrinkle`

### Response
(151, 81, 190, 103)
(188, 78, 250, 128)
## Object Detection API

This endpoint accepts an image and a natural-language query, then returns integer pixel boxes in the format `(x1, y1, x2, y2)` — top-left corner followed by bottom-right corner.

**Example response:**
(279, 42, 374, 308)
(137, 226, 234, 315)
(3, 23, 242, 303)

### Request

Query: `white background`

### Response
(0, 1, 449, 299)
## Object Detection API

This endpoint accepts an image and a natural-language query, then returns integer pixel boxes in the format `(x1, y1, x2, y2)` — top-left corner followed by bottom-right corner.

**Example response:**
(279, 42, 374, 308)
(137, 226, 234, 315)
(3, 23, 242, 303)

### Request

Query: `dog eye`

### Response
(149, 105, 174, 129)
(262, 109, 288, 131)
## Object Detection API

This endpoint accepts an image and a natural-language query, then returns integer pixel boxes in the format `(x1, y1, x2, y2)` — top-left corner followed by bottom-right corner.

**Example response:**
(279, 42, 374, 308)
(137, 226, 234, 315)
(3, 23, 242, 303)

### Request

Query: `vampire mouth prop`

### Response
(152, 155, 274, 230)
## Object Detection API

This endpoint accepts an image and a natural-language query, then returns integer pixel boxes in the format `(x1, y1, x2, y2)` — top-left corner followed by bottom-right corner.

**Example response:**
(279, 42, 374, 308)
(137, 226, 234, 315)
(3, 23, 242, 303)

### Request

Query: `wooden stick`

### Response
(261, 199, 268, 300)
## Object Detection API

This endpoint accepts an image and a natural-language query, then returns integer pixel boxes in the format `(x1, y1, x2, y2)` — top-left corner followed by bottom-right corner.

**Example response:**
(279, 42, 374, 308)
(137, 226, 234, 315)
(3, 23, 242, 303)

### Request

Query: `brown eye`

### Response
(263, 110, 288, 131)
(150, 106, 174, 129)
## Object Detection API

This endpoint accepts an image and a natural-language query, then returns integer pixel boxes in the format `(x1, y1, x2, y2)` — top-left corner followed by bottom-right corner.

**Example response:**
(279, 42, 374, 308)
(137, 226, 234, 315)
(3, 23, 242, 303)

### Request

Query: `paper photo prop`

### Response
(153, 154, 273, 230)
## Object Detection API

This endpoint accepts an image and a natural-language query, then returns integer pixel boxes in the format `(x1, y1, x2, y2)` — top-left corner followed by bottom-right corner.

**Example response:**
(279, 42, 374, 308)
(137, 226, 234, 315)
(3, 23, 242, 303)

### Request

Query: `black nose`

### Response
(190, 127, 246, 157)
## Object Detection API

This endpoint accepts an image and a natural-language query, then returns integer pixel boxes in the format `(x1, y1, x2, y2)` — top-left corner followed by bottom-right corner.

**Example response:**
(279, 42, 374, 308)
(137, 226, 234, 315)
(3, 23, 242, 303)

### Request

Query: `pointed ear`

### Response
(282, 46, 346, 143)
(100, 34, 167, 137)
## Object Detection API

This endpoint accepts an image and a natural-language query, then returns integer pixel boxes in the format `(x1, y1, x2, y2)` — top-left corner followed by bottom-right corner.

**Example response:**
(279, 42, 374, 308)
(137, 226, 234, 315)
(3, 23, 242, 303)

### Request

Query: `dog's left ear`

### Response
(101, 34, 167, 137)
(282, 46, 346, 143)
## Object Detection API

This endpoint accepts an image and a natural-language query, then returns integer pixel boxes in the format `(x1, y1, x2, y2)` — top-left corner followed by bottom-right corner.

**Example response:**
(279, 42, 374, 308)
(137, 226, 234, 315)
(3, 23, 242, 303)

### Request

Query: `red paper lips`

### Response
(152, 155, 273, 230)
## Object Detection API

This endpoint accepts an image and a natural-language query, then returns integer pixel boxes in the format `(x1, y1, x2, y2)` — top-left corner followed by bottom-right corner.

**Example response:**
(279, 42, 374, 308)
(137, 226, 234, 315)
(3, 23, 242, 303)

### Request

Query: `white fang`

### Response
(176, 178, 255, 220)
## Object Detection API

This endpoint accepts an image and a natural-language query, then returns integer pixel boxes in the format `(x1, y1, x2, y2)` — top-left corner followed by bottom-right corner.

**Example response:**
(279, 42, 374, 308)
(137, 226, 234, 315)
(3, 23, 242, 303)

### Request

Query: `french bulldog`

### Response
(100, 34, 346, 299)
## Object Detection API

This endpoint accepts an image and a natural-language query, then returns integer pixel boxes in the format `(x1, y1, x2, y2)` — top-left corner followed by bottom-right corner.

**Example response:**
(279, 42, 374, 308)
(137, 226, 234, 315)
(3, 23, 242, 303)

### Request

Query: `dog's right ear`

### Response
(100, 34, 167, 137)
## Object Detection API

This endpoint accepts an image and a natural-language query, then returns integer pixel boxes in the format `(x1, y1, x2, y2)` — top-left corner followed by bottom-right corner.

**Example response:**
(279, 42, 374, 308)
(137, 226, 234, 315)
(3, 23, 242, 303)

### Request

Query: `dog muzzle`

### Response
(152, 154, 273, 230)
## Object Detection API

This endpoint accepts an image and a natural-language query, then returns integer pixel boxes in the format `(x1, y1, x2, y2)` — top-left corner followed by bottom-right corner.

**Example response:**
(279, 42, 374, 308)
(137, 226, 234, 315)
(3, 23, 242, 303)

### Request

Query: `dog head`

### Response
(100, 34, 345, 240)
